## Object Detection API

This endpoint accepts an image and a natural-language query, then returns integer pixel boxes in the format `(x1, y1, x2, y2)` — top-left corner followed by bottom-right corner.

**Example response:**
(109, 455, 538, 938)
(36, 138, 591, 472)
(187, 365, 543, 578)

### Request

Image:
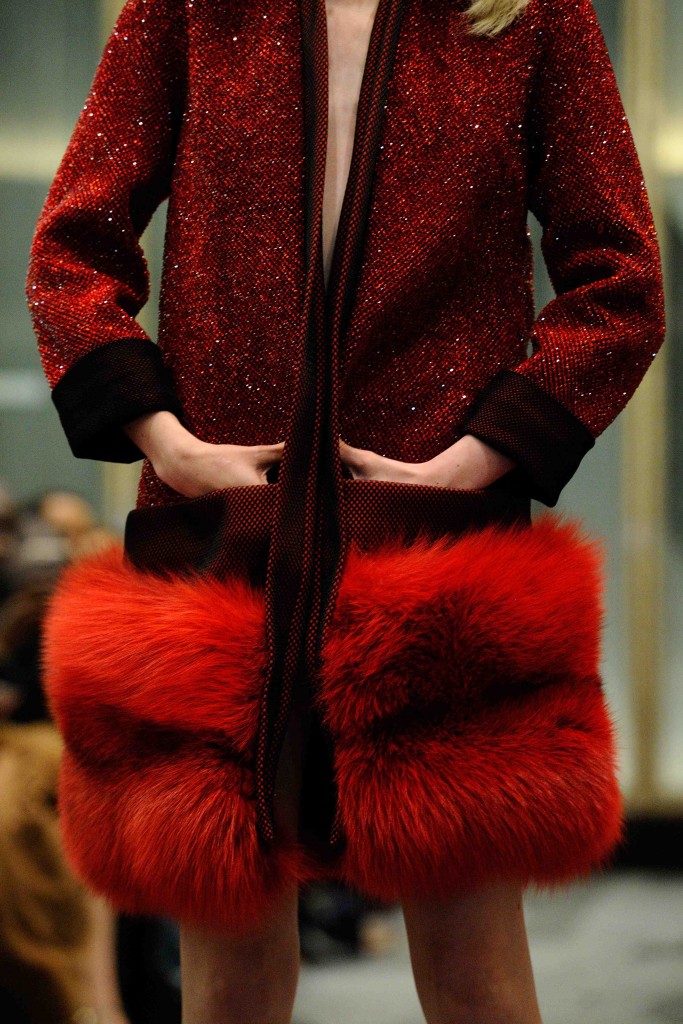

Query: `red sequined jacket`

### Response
(27, 0, 665, 506)
(26, 0, 666, 845)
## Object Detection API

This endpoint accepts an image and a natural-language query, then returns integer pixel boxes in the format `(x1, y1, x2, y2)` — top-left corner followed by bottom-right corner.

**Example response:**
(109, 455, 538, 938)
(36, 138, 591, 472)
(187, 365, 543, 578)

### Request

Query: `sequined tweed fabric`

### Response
(27, 0, 665, 512)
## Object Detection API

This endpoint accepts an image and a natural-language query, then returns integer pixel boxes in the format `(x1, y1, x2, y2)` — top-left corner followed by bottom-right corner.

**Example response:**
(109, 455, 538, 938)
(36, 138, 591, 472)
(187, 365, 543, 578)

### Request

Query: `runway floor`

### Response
(293, 870, 683, 1024)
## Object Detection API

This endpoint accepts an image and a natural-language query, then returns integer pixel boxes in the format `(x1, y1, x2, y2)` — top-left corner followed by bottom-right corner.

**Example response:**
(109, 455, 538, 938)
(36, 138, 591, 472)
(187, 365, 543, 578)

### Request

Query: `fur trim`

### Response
(41, 547, 321, 934)
(42, 512, 624, 930)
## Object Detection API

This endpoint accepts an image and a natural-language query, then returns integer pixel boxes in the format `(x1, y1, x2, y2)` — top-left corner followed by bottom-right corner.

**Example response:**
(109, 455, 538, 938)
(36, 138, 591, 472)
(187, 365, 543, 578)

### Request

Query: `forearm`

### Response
(26, 0, 187, 465)
(422, 434, 518, 490)
(122, 409, 196, 464)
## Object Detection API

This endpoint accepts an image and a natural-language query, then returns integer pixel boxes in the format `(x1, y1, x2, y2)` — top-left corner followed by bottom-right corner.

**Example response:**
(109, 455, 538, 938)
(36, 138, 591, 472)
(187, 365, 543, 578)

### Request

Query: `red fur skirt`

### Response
(41, 509, 624, 934)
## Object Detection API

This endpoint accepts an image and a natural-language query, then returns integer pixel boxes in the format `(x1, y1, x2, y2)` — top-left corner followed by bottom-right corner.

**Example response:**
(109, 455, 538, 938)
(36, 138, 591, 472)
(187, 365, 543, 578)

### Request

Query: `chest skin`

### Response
(322, 0, 382, 289)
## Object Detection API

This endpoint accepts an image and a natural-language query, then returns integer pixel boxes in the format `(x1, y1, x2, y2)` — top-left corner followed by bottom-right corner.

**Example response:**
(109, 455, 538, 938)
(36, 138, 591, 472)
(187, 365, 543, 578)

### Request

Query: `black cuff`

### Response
(457, 369, 595, 506)
(51, 337, 186, 462)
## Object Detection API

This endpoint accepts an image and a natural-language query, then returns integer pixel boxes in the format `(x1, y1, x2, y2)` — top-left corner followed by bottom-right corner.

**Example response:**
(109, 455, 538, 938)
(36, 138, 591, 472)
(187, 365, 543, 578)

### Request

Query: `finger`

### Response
(261, 440, 285, 459)
(338, 438, 351, 463)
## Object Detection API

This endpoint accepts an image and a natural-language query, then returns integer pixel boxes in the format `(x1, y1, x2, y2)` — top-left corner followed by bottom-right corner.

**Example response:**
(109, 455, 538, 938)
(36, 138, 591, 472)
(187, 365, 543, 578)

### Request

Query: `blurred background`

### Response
(0, 0, 681, 1022)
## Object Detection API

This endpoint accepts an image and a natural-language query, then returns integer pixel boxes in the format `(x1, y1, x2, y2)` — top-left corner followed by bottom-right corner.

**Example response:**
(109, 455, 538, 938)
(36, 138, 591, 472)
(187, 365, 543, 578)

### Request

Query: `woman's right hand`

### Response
(123, 411, 285, 498)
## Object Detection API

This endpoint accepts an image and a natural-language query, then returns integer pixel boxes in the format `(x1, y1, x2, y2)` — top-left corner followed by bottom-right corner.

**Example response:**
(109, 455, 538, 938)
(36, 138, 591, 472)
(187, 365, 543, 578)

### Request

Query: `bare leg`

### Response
(402, 880, 544, 1024)
(179, 883, 301, 1024)
(72, 894, 130, 1024)
(179, 699, 307, 1024)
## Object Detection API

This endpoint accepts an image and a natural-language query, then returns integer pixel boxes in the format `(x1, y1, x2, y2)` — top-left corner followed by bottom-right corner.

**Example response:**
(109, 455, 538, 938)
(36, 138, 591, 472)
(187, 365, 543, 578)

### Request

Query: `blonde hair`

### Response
(463, 0, 531, 37)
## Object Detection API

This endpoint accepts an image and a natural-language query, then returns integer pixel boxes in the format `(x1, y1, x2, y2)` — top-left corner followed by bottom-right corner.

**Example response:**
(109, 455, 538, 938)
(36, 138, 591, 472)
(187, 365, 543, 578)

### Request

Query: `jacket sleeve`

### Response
(25, 0, 188, 462)
(458, 0, 666, 506)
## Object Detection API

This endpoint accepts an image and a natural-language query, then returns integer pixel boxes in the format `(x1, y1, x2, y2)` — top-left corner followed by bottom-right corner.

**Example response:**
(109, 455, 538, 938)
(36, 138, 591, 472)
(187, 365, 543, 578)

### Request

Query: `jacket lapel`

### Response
(256, 0, 409, 849)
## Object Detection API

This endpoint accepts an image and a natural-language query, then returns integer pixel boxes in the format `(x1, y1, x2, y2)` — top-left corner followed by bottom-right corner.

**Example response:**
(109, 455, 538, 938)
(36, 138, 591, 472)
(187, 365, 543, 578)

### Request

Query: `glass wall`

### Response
(660, 0, 683, 796)
(0, 0, 103, 512)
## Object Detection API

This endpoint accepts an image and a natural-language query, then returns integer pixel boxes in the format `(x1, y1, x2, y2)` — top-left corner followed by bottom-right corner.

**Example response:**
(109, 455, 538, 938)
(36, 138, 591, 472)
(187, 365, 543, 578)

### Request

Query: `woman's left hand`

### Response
(338, 434, 518, 490)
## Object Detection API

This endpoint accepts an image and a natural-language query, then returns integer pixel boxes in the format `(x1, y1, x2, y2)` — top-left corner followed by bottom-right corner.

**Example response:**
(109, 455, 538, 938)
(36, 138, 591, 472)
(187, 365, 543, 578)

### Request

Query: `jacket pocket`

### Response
(123, 480, 279, 587)
(342, 476, 532, 553)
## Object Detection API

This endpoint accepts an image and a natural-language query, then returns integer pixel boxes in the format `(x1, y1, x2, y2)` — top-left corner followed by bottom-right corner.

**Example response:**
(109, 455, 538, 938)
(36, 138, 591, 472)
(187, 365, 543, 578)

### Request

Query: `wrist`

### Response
(458, 433, 518, 476)
(123, 410, 199, 465)
(423, 435, 517, 489)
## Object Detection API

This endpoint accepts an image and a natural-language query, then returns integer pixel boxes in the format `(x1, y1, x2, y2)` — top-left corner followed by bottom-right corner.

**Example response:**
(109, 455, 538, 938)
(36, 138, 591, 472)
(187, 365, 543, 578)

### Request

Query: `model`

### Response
(26, 0, 666, 1021)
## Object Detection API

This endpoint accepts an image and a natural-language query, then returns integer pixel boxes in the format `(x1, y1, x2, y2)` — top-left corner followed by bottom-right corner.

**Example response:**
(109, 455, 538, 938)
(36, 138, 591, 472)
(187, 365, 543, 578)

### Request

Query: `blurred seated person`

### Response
(0, 495, 128, 1023)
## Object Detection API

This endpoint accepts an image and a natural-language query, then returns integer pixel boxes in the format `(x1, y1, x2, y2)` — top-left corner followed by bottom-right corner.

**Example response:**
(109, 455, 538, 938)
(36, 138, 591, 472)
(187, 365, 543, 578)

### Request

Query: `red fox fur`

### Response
(42, 512, 624, 933)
